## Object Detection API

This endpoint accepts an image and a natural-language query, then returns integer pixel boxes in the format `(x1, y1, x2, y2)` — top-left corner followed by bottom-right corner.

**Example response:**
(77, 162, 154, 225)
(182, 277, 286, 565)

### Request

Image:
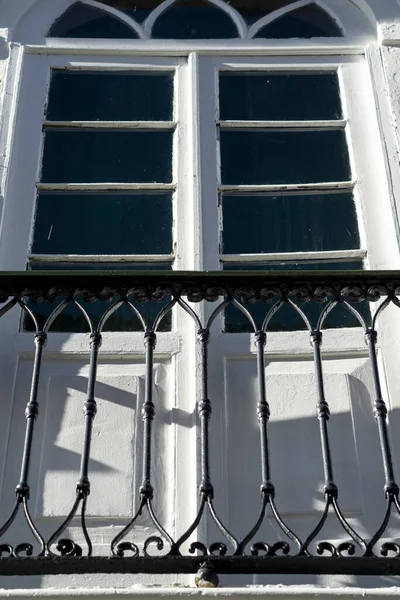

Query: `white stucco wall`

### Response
(0, 0, 399, 595)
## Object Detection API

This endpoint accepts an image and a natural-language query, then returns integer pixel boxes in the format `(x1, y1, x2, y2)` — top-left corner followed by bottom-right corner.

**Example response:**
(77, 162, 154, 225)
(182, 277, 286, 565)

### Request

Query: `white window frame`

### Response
(0, 51, 399, 344)
(0, 0, 399, 580)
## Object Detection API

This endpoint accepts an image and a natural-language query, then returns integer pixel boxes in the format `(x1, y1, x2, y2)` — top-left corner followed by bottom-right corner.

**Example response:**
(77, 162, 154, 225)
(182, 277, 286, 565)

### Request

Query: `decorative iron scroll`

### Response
(0, 271, 400, 584)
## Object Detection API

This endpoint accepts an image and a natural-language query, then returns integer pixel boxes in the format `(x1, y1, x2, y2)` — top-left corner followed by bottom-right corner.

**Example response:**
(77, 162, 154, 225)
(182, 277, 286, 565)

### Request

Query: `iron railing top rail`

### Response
(0, 270, 399, 301)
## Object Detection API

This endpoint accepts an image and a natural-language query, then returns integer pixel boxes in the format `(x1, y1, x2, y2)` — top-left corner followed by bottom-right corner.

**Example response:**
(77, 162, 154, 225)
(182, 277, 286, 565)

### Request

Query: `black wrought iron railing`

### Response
(0, 270, 400, 583)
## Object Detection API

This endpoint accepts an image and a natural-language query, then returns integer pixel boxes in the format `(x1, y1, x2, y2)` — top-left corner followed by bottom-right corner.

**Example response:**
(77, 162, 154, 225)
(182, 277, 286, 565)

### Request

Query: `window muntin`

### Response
(28, 65, 179, 332)
(218, 68, 359, 265)
(95, 0, 301, 25)
(49, 3, 140, 38)
(254, 5, 342, 38)
(31, 66, 177, 265)
(47, 0, 343, 39)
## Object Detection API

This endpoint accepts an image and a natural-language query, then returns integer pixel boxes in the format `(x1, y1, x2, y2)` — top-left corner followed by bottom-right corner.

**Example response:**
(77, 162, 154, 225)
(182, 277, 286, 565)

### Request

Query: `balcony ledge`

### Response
(0, 588, 400, 600)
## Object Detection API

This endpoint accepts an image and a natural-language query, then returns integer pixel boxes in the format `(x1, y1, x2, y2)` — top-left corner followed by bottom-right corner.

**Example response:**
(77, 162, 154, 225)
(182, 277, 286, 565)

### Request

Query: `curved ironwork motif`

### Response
(232, 299, 303, 557)
(169, 299, 238, 576)
(0, 272, 400, 579)
(111, 299, 176, 558)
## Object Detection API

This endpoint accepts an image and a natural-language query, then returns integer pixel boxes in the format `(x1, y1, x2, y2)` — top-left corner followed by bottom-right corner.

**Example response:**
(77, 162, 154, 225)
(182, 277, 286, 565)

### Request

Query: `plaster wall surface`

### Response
(0, 0, 399, 596)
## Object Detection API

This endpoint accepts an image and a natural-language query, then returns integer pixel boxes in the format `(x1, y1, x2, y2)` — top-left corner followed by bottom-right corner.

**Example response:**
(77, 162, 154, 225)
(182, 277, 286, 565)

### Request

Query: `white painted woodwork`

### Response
(0, 0, 398, 591)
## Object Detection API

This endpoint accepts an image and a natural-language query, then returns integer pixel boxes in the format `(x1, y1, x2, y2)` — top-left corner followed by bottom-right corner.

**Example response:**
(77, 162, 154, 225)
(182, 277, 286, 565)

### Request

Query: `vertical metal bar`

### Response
(77, 332, 101, 497)
(16, 332, 47, 499)
(140, 331, 156, 500)
(255, 331, 274, 497)
(365, 329, 399, 497)
(197, 328, 213, 499)
(311, 331, 337, 498)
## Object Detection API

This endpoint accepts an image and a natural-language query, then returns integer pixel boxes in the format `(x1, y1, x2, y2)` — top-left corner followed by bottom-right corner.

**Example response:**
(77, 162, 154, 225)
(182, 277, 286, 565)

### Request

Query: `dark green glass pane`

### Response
(48, 3, 138, 38)
(47, 71, 174, 122)
(222, 193, 359, 254)
(255, 5, 342, 38)
(219, 73, 342, 121)
(41, 130, 173, 183)
(32, 193, 172, 255)
(24, 264, 172, 333)
(224, 262, 370, 333)
(152, 1, 238, 39)
(220, 130, 351, 185)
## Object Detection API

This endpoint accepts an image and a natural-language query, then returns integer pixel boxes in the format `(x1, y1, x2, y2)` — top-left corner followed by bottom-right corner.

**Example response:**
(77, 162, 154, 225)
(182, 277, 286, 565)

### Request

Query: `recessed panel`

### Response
(224, 357, 365, 537)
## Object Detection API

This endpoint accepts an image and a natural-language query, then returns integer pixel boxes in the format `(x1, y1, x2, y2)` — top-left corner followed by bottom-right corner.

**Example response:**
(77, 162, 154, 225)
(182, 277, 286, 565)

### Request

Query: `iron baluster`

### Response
(365, 326, 400, 556)
(140, 331, 157, 501)
(171, 299, 238, 585)
(198, 328, 213, 500)
(303, 325, 367, 557)
(235, 323, 302, 557)
(111, 300, 174, 558)
(312, 331, 337, 499)
(48, 324, 102, 557)
(0, 325, 46, 558)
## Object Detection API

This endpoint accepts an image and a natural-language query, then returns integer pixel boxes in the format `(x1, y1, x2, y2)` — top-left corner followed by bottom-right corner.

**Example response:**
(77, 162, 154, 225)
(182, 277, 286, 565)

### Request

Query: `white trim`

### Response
(248, 0, 313, 39)
(221, 250, 367, 263)
(43, 121, 177, 129)
(81, 0, 146, 39)
(24, 40, 369, 57)
(1, 587, 400, 600)
(219, 181, 355, 194)
(318, 0, 346, 35)
(143, 0, 247, 40)
(28, 254, 174, 263)
(37, 183, 176, 191)
(9, 0, 377, 45)
(188, 52, 203, 270)
(218, 119, 347, 130)
(208, 0, 247, 40)
(143, 0, 175, 39)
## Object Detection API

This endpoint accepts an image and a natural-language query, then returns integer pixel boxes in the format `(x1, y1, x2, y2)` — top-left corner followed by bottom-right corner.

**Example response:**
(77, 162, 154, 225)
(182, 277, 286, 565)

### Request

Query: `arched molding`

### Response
(143, 0, 247, 39)
(11, 0, 73, 44)
(248, 0, 318, 39)
(317, 0, 346, 35)
(5, 0, 382, 44)
(83, 0, 145, 38)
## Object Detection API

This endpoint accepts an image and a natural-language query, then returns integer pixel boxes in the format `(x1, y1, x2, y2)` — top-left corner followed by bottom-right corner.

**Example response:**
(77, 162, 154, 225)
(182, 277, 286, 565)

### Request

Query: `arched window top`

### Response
(49, 3, 140, 38)
(47, 0, 345, 40)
